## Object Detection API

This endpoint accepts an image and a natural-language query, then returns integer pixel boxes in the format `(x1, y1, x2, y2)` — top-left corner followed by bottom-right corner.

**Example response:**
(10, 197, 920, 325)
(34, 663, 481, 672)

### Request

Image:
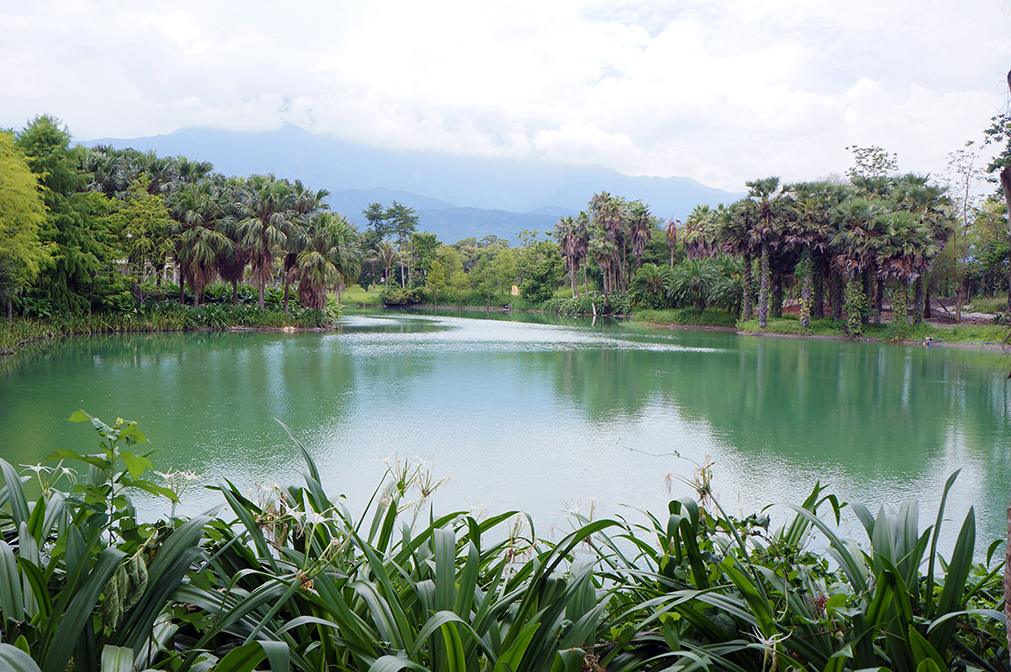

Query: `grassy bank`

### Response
(0, 413, 1004, 672)
(0, 303, 337, 357)
(633, 307, 739, 328)
(737, 314, 1009, 346)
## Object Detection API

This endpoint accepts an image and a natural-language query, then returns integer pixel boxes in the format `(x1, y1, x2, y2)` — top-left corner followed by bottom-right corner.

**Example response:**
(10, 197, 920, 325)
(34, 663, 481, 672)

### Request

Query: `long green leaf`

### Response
(43, 546, 126, 672)
(100, 645, 134, 672)
(213, 642, 266, 672)
(0, 644, 42, 672)
(928, 507, 975, 653)
(0, 458, 30, 531)
(0, 540, 24, 624)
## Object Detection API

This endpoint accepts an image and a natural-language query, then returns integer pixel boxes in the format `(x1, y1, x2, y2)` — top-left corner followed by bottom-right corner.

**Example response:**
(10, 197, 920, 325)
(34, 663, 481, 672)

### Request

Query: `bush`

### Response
(542, 292, 631, 315)
(380, 285, 427, 306)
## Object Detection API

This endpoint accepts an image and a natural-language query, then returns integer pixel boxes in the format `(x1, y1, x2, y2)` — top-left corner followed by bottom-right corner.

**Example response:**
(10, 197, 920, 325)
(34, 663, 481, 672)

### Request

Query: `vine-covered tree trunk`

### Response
(813, 264, 825, 319)
(832, 272, 844, 322)
(771, 276, 783, 319)
(913, 277, 924, 324)
(873, 275, 883, 324)
(893, 282, 908, 326)
(845, 278, 866, 336)
(799, 249, 813, 331)
(759, 245, 770, 328)
(741, 252, 754, 320)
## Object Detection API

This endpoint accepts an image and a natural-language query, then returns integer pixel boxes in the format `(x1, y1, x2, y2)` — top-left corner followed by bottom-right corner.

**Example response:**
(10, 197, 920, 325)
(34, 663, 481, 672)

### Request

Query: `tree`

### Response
(236, 175, 296, 309)
(745, 177, 786, 328)
(107, 175, 174, 306)
(167, 180, 232, 306)
(295, 212, 362, 309)
(669, 258, 721, 313)
(410, 232, 440, 284)
(17, 115, 112, 313)
(0, 132, 51, 317)
(943, 145, 985, 320)
(628, 263, 672, 310)
(846, 145, 898, 181)
(386, 201, 419, 285)
(364, 202, 391, 240)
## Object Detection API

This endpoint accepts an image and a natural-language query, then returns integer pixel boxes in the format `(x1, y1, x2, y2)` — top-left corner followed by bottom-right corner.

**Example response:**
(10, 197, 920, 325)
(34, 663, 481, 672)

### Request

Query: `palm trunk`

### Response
(759, 244, 770, 329)
(800, 250, 813, 331)
(742, 252, 754, 320)
(845, 277, 865, 336)
(893, 281, 908, 326)
(913, 277, 924, 324)
(231, 280, 239, 307)
(873, 275, 883, 324)
(771, 276, 783, 319)
(813, 263, 825, 319)
(832, 270, 844, 322)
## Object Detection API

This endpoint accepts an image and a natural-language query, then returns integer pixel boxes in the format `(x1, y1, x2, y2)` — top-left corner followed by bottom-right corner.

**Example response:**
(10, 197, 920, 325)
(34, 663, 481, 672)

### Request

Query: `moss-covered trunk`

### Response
(759, 244, 770, 329)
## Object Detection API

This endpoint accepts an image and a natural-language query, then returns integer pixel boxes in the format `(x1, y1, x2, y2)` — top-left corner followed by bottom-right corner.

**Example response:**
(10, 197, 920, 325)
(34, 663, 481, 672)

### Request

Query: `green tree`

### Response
(236, 175, 296, 309)
(846, 145, 898, 180)
(17, 115, 113, 312)
(106, 175, 174, 306)
(295, 212, 362, 308)
(386, 201, 419, 285)
(167, 179, 232, 306)
(0, 132, 51, 318)
(410, 231, 440, 284)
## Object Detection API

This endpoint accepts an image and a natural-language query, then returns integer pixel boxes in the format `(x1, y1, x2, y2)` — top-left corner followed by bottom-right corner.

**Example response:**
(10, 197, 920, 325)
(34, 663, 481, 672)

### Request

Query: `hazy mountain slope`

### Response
(87, 124, 743, 242)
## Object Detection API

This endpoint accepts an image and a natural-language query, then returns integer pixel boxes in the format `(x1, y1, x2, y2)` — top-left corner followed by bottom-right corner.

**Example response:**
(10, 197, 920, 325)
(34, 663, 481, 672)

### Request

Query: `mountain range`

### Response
(87, 123, 744, 243)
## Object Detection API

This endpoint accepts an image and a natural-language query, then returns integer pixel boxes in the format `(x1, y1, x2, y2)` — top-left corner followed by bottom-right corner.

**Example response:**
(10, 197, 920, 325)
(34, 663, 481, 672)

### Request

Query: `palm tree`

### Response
(875, 210, 937, 327)
(715, 200, 758, 320)
(831, 197, 885, 333)
(668, 258, 721, 313)
(682, 205, 719, 260)
(375, 241, 398, 290)
(783, 182, 843, 329)
(295, 212, 362, 309)
(167, 181, 232, 307)
(556, 215, 589, 297)
(236, 175, 296, 310)
(628, 263, 672, 310)
(628, 201, 652, 270)
(665, 218, 679, 268)
(745, 177, 786, 328)
(890, 173, 951, 322)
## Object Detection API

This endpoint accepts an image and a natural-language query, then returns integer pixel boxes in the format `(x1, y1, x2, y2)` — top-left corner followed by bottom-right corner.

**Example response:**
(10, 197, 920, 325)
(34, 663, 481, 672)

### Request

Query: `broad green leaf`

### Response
(100, 645, 134, 672)
(118, 451, 152, 479)
(908, 626, 946, 671)
(0, 540, 24, 624)
(213, 642, 266, 672)
(67, 410, 90, 423)
(0, 644, 42, 672)
(0, 458, 30, 530)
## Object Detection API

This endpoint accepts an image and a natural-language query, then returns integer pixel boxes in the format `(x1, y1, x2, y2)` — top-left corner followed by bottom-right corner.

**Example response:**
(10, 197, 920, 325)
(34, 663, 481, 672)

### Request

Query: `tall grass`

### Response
(0, 416, 1005, 671)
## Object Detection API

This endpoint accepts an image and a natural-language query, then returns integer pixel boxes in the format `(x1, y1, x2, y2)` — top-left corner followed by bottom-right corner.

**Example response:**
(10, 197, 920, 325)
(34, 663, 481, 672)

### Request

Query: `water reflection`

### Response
(1, 313, 1008, 550)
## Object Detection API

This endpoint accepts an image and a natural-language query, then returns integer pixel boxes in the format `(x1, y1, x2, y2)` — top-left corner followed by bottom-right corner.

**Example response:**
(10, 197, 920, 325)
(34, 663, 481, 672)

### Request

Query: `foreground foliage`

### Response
(0, 415, 1005, 671)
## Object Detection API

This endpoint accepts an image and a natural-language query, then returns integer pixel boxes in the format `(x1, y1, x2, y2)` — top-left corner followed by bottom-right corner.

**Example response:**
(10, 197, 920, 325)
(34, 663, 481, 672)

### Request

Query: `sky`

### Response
(3, 0, 1011, 192)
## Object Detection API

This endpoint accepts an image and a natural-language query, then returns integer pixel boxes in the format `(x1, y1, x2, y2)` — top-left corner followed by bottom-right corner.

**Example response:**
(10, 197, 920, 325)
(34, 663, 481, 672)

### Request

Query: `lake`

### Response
(1, 310, 1009, 551)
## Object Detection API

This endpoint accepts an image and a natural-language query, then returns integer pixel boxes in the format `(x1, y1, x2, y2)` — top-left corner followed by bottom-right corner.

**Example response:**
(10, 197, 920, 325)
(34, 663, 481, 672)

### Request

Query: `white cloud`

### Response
(2, 0, 1010, 192)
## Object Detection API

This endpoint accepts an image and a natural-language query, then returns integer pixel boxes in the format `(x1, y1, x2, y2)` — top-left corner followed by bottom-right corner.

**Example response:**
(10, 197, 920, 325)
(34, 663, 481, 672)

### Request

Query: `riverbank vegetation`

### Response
(0, 413, 1005, 671)
(4, 114, 1011, 349)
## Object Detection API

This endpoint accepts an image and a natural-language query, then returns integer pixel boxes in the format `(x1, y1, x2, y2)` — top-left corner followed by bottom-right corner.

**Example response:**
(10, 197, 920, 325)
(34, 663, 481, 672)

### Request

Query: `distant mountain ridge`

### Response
(86, 124, 744, 243)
